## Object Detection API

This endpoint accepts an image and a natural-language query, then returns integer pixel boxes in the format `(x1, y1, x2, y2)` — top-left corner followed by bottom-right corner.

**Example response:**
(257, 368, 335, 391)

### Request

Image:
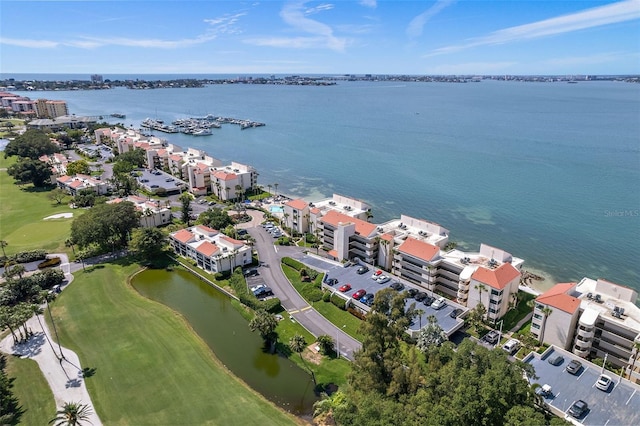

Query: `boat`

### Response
(192, 128, 212, 136)
(110, 113, 126, 118)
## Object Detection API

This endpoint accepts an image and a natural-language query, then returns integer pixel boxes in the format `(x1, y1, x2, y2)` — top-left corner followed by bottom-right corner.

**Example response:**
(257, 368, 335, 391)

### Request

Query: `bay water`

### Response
(11, 78, 640, 293)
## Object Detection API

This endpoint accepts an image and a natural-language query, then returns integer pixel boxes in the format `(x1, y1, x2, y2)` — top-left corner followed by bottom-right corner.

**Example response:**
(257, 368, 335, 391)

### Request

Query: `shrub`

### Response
(13, 250, 47, 263)
(282, 257, 304, 271)
(330, 293, 347, 310)
(306, 288, 323, 303)
(37, 257, 61, 269)
(322, 291, 332, 303)
(347, 306, 366, 320)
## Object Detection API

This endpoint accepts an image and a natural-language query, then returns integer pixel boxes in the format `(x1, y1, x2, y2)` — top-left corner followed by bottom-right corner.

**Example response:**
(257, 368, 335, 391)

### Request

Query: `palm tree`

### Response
(283, 212, 290, 232)
(267, 184, 272, 197)
(475, 283, 487, 319)
(289, 334, 317, 386)
(49, 401, 93, 426)
(273, 182, 279, 197)
(540, 306, 553, 341)
(249, 310, 278, 353)
(224, 186, 230, 201)
(0, 240, 7, 258)
(628, 341, 640, 380)
(214, 181, 222, 199)
(64, 238, 76, 256)
(234, 184, 243, 202)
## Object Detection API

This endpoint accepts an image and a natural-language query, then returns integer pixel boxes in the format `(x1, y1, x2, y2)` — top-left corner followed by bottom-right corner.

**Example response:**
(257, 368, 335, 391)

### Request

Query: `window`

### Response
(531, 323, 540, 329)
(533, 313, 542, 320)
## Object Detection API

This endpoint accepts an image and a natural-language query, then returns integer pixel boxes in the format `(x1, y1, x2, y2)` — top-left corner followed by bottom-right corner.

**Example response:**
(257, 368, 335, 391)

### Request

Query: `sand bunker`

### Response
(43, 213, 73, 220)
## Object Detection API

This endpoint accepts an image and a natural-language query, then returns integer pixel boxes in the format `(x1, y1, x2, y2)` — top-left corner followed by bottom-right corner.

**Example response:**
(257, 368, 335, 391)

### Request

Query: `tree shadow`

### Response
(80, 366, 97, 378)
(10, 332, 45, 358)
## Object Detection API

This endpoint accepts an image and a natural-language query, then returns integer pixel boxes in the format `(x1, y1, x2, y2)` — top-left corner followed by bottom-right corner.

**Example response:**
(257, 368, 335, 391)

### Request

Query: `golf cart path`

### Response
(0, 254, 102, 425)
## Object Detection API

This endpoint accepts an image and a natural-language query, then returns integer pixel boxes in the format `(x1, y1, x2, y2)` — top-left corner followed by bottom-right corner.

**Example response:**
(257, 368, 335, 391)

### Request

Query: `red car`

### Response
(352, 289, 366, 300)
(338, 284, 352, 292)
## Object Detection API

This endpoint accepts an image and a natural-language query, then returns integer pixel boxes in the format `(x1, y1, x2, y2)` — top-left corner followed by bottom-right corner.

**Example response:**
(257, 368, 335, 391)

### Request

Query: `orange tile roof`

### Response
(310, 207, 321, 215)
(213, 171, 237, 181)
(221, 236, 243, 246)
(57, 175, 72, 183)
(535, 283, 580, 313)
(170, 155, 182, 161)
(320, 210, 377, 237)
(196, 241, 219, 257)
(397, 237, 439, 262)
(380, 233, 394, 242)
(157, 149, 167, 156)
(471, 263, 521, 290)
(196, 162, 209, 171)
(286, 199, 308, 210)
(173, 229, 195, 244)
(196, 225, 218, 234)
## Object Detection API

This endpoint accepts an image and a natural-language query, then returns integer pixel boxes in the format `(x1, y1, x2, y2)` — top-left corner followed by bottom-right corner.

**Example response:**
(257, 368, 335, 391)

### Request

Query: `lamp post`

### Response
(497, 319, 504, 348)
(336, 325, 346, 359)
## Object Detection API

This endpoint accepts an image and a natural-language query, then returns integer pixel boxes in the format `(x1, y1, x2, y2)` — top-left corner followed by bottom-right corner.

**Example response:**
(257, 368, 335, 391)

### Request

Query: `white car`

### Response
(376, 275, 391, 284)
(431, 297, 447, 310)
(502, 339, 520, 355)
(596, 374, 612, 391)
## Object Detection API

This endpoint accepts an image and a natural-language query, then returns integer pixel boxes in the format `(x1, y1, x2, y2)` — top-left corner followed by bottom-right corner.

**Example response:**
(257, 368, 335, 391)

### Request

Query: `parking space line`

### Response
(626, 389, 636, 405)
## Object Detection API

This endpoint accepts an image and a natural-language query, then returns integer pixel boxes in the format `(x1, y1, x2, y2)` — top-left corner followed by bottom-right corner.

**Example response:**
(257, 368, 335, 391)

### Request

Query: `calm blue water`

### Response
(11, 79, 640, 291)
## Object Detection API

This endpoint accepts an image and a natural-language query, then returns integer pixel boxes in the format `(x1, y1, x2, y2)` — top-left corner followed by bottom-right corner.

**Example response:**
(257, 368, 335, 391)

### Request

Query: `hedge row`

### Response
(3, 250, 48, 264)
(282, 257, 304, 270)
(330, 292, 347, 310)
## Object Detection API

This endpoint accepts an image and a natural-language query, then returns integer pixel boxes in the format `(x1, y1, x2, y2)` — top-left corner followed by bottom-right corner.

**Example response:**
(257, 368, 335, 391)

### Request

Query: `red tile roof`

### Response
(310, 207, 321, 215)
(535, 283, 580, 314)
(196, 241, 219, 257)
(196, 225, 218, 234)
(397, 237, 439, 262)
(170, 155, 182, 161)
(57, 175, 72, 183)
(320, 210, 377, 237)
(69, 181, 84, 189)
(286, 199, 308, 210)
(380, 233, 394, 242)
(471, 263, 521, 290)
(173, 229, 195, 244)
(221, 236, 243, 246)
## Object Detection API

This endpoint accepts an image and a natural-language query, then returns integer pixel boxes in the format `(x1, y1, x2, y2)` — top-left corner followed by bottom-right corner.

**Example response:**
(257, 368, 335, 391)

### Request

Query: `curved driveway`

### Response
(246, 222, 361, 361)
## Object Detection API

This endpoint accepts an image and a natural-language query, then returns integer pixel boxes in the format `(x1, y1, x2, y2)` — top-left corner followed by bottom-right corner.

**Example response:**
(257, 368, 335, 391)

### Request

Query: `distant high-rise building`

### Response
(91, 74, 103, 84)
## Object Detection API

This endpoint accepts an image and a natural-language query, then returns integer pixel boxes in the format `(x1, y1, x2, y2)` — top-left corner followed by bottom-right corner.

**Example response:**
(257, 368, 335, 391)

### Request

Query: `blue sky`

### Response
(1, 1, 639, 75)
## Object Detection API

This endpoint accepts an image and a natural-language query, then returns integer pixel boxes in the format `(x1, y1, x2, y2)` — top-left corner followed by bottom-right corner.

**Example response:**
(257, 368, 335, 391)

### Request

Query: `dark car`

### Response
(390, 282, 404, 291)
(568, 400, 588, 418)
(566, 359, 583, 375)
(243, 269, 259, 277)
(423, 295, 435, 306)
(406, 288, 418, 298)
(414, 292, 428, 302)
(449, 308, 463, 318)
(253, 286, 273, 298)
(356, 266, 369, 275)
(326, 278, 338, 286)
(548, 354, 564, 366)
(361, 293, 375, 306)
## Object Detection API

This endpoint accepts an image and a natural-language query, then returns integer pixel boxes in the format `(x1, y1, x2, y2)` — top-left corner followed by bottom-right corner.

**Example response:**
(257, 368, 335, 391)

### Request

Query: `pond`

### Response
(131, 268, 318, 415)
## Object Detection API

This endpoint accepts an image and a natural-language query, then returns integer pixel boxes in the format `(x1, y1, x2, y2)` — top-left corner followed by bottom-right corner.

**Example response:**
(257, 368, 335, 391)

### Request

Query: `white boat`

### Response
(192, 128, 212, 136)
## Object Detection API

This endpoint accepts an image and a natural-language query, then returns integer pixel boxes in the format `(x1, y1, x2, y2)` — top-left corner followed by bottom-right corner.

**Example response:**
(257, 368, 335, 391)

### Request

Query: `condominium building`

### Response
(107, 195, 172, 228)
(210, 162, 257, 201)
(169, 225, 252, 273)
(56, 174, 108, 196)
(531, 278, 640, 384)
(283, 199, 309, 235)
(39, 153, 69, 177)
(319, 209, 378, 264)
(45, 100, 69, 118)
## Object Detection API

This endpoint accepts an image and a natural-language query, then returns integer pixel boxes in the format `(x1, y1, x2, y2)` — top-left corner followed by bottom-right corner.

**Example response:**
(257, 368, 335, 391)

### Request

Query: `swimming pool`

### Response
(269, 205, 284, 213)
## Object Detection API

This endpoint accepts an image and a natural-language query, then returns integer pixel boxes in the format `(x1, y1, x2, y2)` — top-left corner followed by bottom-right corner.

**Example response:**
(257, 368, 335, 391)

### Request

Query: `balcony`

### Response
(573, 345, 590, 358)
(457, 290, 468, 301)
(576, 327, 595, 340)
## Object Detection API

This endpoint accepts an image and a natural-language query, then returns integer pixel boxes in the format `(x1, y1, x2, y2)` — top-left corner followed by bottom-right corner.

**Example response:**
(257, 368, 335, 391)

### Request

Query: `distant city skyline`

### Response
(1, 1, 639, 75)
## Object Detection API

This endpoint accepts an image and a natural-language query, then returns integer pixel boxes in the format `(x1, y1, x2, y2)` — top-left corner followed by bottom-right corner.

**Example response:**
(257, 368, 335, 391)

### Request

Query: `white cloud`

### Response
(427, 0, 640, 56)
(0, 37, 59, 48)
(245, 1, 346, 51)
(407, 0, 456, 39)
(305, 3, 334, 15)
(359, 0, 377, 8)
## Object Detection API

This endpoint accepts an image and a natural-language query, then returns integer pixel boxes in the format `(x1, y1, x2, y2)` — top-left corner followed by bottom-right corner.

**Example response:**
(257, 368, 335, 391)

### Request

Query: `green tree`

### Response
(117, 148, 146, 168)
(316, 334, 334, 356)
(48, 187, 68, 204)
(416, 315, 447, 352)
(49, 401, 93, 426)
(129, 227, 166, 262)
(65, 160, 91, 176)
(179, 193, 192, 225)
(4, 129, 58, 159)
(7, 158, 53, 187)
(196, 208, 233, 230)
(248, 310, 278, 352)
(0, 241, 7, 258)
(0, 354, 23, 425)
(72, 189, 97, 208)
(289, 334, 316, 386)
(70, 202, 139, 249)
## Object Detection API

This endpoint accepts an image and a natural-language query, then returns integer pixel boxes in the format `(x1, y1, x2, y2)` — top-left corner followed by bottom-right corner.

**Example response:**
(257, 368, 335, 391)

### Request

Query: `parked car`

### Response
(254, 286, 273, 298)
(449, 308, 463, 318)
(414, 292, 428, 302)
(338, 284, 352, 292)
(250, 283, 266, 293)
(360, 293, 375, 306)
(352, 289, 366, 300)
(548, 354, 564, 366)
(423, 295, 435, 306)
(568, 400, 588, 418)
(431, 297, 447, 310)
(376, 275, 391, 284)
(326, 278, 338, 286)
(484, 330, 500, 345)
(243, 269, 259, 277)
(502, 339, 520, 355)
(566, 359, 582, 375)
(596, 374, 612, 392)
(371, 270, 383, 279)
(406, 288, 418, 298)
(356, 266, 369, 275)
(535, 384, 553, 398)
(390, 282, 404, 291)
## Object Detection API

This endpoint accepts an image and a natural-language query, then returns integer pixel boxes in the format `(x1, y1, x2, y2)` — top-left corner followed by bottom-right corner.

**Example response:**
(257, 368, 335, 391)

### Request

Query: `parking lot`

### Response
(525, 346, 640, 425)
(299, 255, 466, 337)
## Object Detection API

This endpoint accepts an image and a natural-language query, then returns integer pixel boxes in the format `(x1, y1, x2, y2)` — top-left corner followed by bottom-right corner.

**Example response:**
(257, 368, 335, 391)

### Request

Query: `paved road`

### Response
(248, 224, 361, 361)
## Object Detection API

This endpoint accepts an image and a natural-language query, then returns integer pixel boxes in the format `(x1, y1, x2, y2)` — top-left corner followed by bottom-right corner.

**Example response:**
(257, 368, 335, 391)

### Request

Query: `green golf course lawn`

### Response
(49, 261, 298, 425)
